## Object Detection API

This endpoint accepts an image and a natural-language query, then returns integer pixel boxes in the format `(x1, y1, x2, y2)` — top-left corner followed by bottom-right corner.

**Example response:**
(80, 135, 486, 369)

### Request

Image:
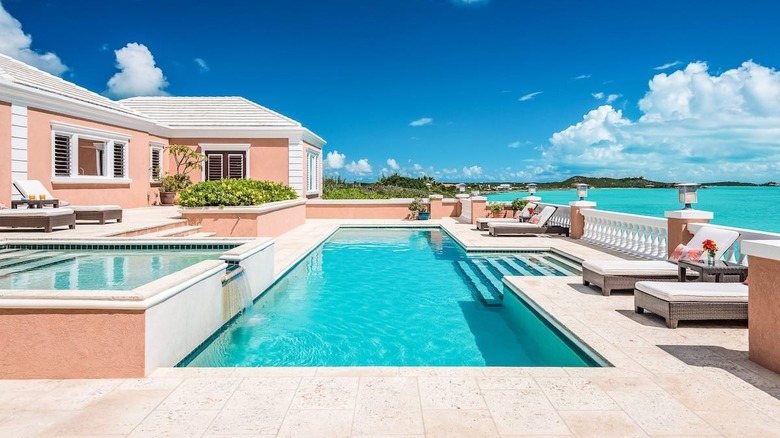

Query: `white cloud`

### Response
(324, 151, 346, 169)
(194, 57, 209, 73)
(592, 92, 621, 104)
(106, 43, 168, 98)
(450, 0, 489, 5)
(346, 159, 373, 175)
(539, 61, 780, 182)
(654, 61, 683, 70)
(519, 91, 542, 102)
(592, 92, 605, 100)
(508, 141, 521, 148)
(387, 158, 400, 170)
(412, 163, 423, 171)
(574, 74, 592, 80)
(606, 94, 621, 104)
(409, 117, 433, 127)
(0, 3, 67, 75)
(462, 165, 483, 178)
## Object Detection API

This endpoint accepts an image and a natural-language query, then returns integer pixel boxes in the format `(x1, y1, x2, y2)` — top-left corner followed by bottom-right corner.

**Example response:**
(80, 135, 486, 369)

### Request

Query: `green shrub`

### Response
(177, 179, 298, 207)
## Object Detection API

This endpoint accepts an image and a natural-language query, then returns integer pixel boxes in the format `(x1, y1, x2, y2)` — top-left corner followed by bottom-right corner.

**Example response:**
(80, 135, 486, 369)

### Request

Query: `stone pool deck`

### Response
(2, 213, 780, 436)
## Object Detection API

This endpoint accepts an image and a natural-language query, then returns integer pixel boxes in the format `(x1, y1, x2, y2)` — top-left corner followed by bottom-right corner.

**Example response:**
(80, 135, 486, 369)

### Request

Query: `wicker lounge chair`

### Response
(582, 227, 740, 296)
(634, 280, 748, 328)
(488, 205, 558, 236)
(475, 202, 537, 231)
(0, 208, 76, 232)
(13, 180, 122, 224)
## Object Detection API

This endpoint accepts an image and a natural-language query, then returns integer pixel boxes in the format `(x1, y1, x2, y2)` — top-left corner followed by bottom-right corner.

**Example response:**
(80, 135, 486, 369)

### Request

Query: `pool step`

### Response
(0, 253, 78, 278)
(544, 253, 582, 275)
(0, 250, 56, 269)
(471, 260, 506, 296)
(456, 261, 502, 306)
(137, 225, 204, 238)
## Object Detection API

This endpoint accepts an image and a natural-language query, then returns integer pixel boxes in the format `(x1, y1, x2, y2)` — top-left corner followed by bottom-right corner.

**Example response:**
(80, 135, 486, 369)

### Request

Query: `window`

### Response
(205, 151, 246, 180)
(307, 151, 319, 193)
(150, 144, 164, 182)
(51, 122, 131, 182)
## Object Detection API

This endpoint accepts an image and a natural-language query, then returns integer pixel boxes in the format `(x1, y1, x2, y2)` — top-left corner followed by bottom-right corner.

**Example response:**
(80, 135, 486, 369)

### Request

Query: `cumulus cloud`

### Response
(106, 43, 168, 98)
(519, 91, 542, 102)
(654, 61, 683, 70)
(346, 159, 373, 175)
(409, 117, 433, 127)
(194, 57, 209, 73)
(387, 158, 400, 170)
(462, 165, 483, 178)
(539, 61, 780, 182)
(0, 3, 67, 75)
(324, 151, 346, 169)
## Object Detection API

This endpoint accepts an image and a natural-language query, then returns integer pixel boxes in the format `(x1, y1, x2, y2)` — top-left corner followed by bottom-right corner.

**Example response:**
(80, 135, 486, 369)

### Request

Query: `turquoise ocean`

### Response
(486, 186, 780, 234)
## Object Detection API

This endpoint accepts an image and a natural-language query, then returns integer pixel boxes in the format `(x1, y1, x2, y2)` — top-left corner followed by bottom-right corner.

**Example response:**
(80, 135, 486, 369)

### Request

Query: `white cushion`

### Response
(13, 180, 54, 199)
(583, 260, 679, 276)
(635, 281, 748, 302)
(489, 222, 544, 230)
(687, 227, 739, 258)
(0, 208, 74, 217)
(68, 205, 121, 212)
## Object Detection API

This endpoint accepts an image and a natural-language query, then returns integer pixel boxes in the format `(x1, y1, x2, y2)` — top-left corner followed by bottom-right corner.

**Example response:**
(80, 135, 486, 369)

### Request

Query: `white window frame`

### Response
(149, 142, 165, 183)
(199, 143, 251, 180)
(50, 122, 132, 184)
(306, 149, 320, 195)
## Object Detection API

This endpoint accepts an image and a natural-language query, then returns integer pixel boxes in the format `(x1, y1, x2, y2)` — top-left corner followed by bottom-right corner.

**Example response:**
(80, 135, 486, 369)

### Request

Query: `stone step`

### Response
(180, 232, 217, 239)
(136, 225, 203, 238)
(456, 261, 502, 306)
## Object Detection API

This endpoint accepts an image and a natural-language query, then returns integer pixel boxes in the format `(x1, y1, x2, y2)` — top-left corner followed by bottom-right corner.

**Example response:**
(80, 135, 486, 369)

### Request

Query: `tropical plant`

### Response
(408, 198, 428, 217)
(177, 179, 298, 207)
(487, 202, 505, 216)
(160, 144, 206, 192)
(511, 198, 528, 212)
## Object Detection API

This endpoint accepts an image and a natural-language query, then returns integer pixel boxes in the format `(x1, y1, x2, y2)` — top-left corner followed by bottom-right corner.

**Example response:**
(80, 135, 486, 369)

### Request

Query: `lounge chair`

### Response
(634, 280, 748, 328)
(475, 202, 537, 231)
(0, 208, 76, 232)
(488, 205, 558, 236)
(582, 227, 740, 296)
(13, 180, 122, 224)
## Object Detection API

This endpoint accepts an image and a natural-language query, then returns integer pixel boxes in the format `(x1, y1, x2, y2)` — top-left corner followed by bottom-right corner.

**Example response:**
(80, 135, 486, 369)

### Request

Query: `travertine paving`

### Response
(2, 215, 779, 437)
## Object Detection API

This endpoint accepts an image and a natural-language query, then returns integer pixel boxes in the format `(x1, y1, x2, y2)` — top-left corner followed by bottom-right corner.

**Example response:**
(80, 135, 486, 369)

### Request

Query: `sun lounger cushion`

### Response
(635, 281, 748, 303)
(0, 208, 74, 217)
(669, 244, 703, 261)
(68, 205, 122, 212)
(685, 227, 740, 259)
(582, 260, 682, 276)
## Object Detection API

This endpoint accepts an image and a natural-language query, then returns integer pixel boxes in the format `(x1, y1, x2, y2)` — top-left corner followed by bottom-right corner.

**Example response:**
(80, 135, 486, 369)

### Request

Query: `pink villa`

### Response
(0, 53, 325, 208)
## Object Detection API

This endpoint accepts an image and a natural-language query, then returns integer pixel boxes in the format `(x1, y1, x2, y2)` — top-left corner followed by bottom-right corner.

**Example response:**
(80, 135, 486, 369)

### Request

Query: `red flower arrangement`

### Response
(527, 207, 534, 215)
(702, 239, 718, 258)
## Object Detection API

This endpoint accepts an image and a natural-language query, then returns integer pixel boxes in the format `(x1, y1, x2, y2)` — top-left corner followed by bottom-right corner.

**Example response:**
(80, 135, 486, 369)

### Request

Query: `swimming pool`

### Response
(0, 243, 233, 290)
(184, 228, 603, 367)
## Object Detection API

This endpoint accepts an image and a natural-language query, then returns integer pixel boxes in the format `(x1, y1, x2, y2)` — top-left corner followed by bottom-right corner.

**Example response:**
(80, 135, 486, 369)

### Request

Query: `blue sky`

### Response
(2, 0, 780, 183)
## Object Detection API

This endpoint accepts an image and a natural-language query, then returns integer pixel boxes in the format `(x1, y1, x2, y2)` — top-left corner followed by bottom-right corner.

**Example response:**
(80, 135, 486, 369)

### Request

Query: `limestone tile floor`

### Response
(2, 215, 780, 436)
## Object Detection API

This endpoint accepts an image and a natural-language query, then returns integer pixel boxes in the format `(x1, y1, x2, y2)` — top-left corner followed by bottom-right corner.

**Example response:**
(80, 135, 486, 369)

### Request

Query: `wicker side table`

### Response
(677, 259, 748, 283)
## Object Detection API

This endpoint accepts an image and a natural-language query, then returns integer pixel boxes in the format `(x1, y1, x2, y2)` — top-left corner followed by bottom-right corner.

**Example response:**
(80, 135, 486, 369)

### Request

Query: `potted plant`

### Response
(487, 202, 505, 218)
(408, 198, 430, 220)
(511, 198, 528, 213)
(158, 144, 206, 205)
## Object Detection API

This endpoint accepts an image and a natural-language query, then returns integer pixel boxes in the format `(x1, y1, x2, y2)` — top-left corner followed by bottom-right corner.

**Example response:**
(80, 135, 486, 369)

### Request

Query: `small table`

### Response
(678, 259, 748, 283)
(11, 199, 60, 209)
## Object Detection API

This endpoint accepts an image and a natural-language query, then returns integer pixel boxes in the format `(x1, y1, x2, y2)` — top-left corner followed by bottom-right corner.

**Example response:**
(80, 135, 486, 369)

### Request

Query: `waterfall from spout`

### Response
(222, 266, 253, 322)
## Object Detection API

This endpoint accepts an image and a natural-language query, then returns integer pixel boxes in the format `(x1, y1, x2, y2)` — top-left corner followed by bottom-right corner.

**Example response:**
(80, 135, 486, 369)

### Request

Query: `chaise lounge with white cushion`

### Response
(488, 205, 559, 236)
(634, 280, 748, 328)
(0, 208, 76, 232)
(475, 202, 537, 231)
(13, 180, 122, 224)
(582, 226, 740, 296)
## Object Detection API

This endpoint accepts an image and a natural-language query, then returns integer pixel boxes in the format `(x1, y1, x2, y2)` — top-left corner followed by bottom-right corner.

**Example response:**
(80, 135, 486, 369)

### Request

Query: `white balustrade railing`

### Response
(580, 209, 668, 259)
(687, 223, 780, 265)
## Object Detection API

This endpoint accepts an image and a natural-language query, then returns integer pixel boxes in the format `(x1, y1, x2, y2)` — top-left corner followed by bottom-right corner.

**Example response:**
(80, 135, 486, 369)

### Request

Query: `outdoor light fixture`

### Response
(676, 183, 700, 209)
(576, 183, 588, 201)
(527, 183, 537, 195)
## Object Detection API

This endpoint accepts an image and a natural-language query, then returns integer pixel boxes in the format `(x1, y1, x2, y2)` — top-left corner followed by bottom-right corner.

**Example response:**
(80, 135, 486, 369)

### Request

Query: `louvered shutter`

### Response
(150, 147, 162, 181)
(53, 134, 72, 176)
(207, 154, 223, 180)
(227, 154, 244, 179)
(113, 142, 125, 178)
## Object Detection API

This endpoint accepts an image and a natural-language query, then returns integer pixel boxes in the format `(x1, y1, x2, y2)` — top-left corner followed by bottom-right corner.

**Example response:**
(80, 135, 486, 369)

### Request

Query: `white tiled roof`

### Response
(120, 96, 301, 128)
(0, 53, 144, 117)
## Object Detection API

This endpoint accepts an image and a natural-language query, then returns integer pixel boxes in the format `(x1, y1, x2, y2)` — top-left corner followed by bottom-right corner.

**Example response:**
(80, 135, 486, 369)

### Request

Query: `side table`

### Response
(677, 259, 748, 283)
(11, 199, 60, 209)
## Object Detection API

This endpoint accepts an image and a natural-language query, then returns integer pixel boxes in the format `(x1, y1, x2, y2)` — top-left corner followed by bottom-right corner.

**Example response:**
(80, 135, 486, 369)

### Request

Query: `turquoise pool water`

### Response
(184, 229, 600, 367)
(0, 246, 225, 290)
(487, 186, 780, 233)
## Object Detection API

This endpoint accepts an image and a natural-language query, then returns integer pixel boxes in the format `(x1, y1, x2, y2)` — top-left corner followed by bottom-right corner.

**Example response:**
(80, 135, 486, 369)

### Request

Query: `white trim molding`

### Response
(288, 137, 304, 195)
(10, 104, 28, 199)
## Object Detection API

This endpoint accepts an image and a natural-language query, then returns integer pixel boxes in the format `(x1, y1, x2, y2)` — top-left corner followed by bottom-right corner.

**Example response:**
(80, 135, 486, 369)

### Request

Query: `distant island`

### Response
(465, 176, 779, 191)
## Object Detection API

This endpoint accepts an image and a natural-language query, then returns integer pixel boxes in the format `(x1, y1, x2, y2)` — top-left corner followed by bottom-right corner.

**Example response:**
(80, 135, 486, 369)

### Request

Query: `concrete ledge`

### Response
(180, 199, 307, 237)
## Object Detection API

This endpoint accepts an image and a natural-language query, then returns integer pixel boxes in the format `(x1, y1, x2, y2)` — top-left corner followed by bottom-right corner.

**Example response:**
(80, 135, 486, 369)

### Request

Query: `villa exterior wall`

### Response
(0, 309, 145, 379)
(0, 101, 11, 206)
(306, 199, 460, 219)
(180, 199, 307, 237)
(25, 107, 156, 207)
(168, 137, 290, 186)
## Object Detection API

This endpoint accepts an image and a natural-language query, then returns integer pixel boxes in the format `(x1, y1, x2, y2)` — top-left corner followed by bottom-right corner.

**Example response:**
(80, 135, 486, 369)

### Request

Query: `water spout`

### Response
(221, 266, 253, 322)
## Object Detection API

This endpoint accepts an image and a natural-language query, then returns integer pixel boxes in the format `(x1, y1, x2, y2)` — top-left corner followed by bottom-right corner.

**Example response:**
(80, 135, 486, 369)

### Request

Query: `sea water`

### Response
(487, 186, 780, 233)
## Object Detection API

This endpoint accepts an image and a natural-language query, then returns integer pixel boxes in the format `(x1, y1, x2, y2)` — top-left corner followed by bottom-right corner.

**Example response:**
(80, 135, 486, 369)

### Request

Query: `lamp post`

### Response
(675, 183, 700, 210)
(576, 183, 588, 201)
(527, 183, 537, 196)
(523, 183, 540, 203)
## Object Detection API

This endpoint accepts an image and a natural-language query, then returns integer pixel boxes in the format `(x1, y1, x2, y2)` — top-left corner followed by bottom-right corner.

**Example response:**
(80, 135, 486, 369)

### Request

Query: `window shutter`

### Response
(207, 154, 223, 180)
(54, 134, 72, 176)
(113, 142, 125, 178)
(227, 154, 244, 179)
(150, 147, 162, 181)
